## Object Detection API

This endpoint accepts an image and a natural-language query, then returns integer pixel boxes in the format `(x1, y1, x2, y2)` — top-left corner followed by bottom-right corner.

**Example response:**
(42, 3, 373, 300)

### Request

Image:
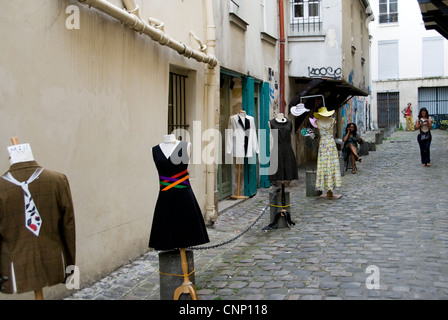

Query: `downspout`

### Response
(279, 0, 286, 114)
(78, 0, 218, 68)
(204, 0, 218, 223)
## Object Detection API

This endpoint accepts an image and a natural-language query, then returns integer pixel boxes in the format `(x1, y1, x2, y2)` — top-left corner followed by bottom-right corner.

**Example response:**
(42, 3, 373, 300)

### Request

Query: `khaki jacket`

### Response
(0, 161, 75, 294)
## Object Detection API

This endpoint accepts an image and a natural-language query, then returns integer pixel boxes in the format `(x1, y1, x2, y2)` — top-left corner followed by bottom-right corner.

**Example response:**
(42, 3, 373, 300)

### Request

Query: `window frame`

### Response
(379, 0, 398, 24)
(291, 0, 321, 23)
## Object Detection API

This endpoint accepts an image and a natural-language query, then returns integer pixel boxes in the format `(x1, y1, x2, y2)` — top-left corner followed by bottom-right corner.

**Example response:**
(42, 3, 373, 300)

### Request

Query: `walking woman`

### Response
(342, 123, 363, 174)
(415, 107, 433, 167)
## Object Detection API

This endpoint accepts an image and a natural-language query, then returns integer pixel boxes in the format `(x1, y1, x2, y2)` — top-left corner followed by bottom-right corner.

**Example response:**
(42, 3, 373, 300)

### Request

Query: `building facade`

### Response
(285, 0, 373, 166)
(214, 0, 280, 200)
(370, 0, 448, 130)
(0, 0, 218, 299)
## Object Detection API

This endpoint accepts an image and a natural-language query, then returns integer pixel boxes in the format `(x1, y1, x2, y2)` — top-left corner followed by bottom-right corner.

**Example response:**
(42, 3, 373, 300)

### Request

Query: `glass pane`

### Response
(389, 3, 398, 13)
(294, 4, 304, 18)
(390, 13, 398, 22)
(379, 3, 387, 14)
(309, 3, 319, 17)
(379, 0, 387, 3)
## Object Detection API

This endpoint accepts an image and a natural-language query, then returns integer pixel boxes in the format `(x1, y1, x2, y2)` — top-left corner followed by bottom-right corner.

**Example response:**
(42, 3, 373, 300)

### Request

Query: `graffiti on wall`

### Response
(308, 67, 342, 80)
(340, 70, 371, 136)
(268, 67, 279, 115)
(341, 96, 370, 137)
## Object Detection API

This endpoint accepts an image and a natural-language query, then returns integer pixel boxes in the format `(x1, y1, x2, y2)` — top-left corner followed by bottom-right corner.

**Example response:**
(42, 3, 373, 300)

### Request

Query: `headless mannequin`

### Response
(7, 138, 44, 300)
(264, 116, 295, 230)
(229, 111, 249, 199)
(157, 134, 196, 300)
(268, 113, 291, 187)
(316, 117, 340, 199)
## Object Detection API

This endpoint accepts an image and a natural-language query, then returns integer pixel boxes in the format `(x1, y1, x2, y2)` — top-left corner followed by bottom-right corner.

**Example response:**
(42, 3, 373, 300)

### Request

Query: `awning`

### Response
(288, 77, 369, 130)
(418, 0, 448, 40)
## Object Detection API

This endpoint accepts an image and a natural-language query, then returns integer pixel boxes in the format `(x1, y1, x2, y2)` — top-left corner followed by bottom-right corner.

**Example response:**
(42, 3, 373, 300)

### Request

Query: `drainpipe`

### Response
(204, 0, 218, 223)
(279, 0, 286, 114)
(78, 0, 218, 68)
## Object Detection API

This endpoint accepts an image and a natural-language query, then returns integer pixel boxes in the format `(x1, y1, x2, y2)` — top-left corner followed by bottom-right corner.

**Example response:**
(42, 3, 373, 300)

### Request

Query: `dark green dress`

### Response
(342, 134, 361, 161)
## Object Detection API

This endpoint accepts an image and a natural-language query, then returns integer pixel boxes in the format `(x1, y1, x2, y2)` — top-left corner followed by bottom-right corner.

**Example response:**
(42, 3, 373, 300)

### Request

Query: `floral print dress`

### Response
(316, 118, 342, 191)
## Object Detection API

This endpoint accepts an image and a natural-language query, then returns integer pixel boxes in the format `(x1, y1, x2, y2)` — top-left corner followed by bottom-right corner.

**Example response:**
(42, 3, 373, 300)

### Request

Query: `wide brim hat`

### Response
(313, 107, 335, 118)
(309, 117, 318, 128)
(290, 103, 310, 117)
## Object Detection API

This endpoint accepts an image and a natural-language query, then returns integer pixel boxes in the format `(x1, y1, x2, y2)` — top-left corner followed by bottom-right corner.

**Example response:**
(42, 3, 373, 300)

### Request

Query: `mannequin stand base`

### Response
(159, 249, 196, 300)
(230, 195, 248, 200)
(174, 281, 198, 300)
(174, 248, 198, 300)
(319, 191, 342, 200)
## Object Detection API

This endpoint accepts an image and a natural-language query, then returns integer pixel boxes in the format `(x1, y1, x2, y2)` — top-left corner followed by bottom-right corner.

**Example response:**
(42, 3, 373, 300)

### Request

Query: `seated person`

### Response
(342, 123, 363, 174)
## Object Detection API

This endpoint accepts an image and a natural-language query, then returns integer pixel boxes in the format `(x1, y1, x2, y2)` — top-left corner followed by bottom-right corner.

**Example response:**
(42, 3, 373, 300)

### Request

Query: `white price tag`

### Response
(7, 143, 35, 164)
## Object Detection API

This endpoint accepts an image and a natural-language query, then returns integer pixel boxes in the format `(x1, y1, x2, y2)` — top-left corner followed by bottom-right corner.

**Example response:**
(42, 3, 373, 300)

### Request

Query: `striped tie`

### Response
(2, 168, 44, 236)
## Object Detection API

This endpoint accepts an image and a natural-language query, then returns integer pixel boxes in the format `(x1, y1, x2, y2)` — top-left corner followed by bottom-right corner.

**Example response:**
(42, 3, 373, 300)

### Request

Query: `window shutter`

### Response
(378, 40, 399, 80)
(422, 37, 444, 78)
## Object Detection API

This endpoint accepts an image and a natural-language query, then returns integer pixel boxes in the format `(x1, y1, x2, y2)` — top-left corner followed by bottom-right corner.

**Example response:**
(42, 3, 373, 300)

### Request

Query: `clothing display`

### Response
(0, 161, 76, 294)
(316, 118, 342, 191)
(226, 113, 259, 158)
(149, 141, 209, 251)
(269, 118, 298, 182)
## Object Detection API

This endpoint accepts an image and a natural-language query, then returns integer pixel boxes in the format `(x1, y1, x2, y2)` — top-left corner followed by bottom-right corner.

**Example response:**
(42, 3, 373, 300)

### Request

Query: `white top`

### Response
(226, 114, 259, 158)
(419, 117, 432, 133)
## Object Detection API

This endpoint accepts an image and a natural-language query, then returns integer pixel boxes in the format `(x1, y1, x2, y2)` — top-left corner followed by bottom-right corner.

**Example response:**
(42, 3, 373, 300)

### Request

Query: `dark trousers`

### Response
(417, 134, 432, 165)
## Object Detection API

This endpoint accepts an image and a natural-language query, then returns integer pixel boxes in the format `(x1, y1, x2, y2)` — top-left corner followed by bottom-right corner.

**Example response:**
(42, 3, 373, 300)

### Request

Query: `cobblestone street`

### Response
(65, 129, 448, 300)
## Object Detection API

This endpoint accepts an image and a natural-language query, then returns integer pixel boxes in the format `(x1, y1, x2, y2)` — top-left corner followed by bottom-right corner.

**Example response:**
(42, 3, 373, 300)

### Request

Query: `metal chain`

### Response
(189, 189, 280, 251)
(188, 202, 269, 250)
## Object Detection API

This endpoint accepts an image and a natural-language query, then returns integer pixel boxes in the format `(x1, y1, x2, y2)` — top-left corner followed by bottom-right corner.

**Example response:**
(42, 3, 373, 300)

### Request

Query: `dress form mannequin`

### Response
(268, 114, 293, 188)
(151, 135, 208, 300)
(226, 110, 259, 200)
(315, 115, 342, 199)
(1, 137, 76, 299)
(7, 137, 42, 300)
(157, 136, 196, 299)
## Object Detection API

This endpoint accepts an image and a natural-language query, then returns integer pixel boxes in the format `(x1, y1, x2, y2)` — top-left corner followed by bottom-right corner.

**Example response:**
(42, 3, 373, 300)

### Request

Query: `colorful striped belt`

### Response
(159, 169, 191, 191)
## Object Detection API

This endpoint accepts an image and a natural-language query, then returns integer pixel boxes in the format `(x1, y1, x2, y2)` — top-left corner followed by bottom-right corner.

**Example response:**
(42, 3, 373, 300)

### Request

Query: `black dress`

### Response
(269, 118, 298, 181)
(149, 141, 209, 251)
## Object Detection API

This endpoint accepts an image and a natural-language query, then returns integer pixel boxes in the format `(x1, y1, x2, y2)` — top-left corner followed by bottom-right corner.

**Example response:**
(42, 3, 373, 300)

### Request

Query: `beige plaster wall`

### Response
(0, 0, 209, 299)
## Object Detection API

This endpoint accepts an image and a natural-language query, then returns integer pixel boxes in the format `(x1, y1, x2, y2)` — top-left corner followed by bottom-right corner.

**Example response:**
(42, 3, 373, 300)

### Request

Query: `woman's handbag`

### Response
(420, 130, 430, 141)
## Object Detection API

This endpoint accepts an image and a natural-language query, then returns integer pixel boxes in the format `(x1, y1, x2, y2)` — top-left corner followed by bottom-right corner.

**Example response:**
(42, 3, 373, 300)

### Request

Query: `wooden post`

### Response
(230, 164, 247, 200)
(173, 248, 198, 300)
